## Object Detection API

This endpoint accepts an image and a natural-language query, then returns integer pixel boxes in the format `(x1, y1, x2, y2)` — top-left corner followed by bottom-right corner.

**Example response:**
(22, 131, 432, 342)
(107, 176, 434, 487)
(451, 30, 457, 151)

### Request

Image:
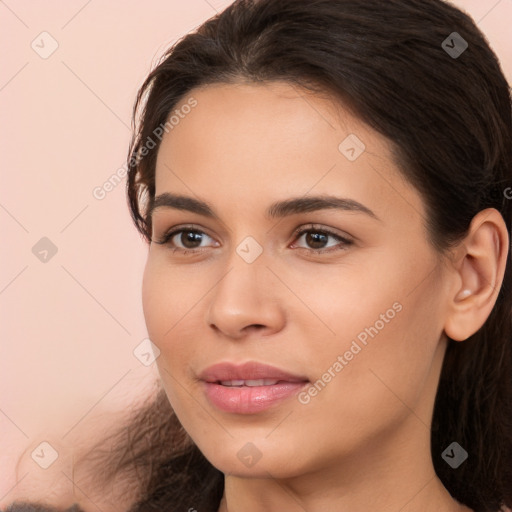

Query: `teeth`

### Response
(219, 379, 280, 387)
(250, 379, 280, 386)
(220, 379, 245, 386)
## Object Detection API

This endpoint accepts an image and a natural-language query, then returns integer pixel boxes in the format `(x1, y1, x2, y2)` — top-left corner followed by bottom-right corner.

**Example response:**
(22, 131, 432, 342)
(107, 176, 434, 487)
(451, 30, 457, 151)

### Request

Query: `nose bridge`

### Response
(205, 232, 285, 337)
(213, 234, 268, 309)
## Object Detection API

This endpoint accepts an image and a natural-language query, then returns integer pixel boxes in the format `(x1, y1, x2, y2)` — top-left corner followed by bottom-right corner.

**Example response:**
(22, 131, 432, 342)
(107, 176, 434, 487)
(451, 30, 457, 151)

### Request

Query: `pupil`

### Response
(307, 232, 327, 249)
(182, 231, 202, 248)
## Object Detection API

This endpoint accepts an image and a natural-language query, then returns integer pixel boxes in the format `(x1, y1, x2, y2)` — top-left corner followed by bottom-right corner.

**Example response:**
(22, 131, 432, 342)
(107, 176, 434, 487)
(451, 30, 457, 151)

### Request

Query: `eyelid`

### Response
(291, 223, 353, 242)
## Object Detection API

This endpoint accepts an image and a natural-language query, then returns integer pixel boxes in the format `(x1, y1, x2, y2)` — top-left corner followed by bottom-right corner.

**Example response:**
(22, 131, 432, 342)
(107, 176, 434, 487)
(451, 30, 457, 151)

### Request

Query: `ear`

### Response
(443, 208, 509, 342)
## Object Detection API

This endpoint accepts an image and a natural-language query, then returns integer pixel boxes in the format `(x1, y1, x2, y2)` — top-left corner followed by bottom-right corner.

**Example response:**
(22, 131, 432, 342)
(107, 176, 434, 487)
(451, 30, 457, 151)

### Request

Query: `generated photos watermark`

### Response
(298, 301, 403, 404)
(92, 96, 198, 201)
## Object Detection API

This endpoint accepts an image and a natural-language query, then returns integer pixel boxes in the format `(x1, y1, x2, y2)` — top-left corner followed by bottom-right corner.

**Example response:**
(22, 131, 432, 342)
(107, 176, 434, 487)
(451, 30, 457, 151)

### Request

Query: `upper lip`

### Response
(199, 361, 309, 383)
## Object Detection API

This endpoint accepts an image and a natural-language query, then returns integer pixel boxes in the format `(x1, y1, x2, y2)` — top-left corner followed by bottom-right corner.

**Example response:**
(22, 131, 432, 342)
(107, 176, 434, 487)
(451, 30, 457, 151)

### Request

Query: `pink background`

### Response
(1, 0, 510, 506)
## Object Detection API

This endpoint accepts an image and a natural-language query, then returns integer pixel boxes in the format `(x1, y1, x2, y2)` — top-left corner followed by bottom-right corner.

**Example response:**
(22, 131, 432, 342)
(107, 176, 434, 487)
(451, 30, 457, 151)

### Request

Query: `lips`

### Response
(199, 361, 310, 414)
(198, 361, 309, 384)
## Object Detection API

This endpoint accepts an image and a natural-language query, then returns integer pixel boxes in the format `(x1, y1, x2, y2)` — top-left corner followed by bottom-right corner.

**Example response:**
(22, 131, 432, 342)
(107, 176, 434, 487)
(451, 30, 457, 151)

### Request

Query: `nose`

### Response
(205, 253, 286, 340)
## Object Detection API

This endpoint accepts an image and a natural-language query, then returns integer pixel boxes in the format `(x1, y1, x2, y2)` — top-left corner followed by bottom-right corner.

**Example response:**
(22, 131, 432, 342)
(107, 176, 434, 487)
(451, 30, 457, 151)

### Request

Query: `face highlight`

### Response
(141, 81, 450, 481)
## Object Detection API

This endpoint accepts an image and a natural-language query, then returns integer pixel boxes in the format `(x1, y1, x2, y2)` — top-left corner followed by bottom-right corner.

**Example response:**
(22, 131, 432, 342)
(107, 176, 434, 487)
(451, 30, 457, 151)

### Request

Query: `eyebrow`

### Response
(147, 192, 380, 221)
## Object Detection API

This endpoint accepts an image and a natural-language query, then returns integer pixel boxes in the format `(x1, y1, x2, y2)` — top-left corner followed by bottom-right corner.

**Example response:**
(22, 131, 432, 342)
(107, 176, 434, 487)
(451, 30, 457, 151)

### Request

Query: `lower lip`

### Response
(203, 381, 309, 414)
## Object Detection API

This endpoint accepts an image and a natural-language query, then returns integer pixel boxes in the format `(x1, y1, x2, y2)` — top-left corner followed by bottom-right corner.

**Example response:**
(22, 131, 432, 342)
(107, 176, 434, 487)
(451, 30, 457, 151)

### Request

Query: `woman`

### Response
(5, 0, 511, 511)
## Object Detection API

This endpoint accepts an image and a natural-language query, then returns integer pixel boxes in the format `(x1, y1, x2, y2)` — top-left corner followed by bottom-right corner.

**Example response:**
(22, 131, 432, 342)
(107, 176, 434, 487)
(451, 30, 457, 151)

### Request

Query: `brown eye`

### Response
(153, 226, 217, 252)
(175, 230, 206, 249)
(292, 226, 354, 254)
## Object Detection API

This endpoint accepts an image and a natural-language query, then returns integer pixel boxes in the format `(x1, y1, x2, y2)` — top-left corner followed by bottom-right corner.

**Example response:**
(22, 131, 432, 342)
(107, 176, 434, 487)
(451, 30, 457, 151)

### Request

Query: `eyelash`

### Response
(152, 224, 354, 256)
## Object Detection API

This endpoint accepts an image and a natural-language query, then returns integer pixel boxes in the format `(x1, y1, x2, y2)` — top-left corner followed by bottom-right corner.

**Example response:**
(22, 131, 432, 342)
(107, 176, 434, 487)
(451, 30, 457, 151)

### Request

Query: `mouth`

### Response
(199, 360, 309, 383)
(214, 379, 297, 387)
(199, 361, 309, 414)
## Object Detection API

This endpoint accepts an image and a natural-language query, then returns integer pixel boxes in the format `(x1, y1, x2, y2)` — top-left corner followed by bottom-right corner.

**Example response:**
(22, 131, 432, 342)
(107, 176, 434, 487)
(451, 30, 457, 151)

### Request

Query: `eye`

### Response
(152, 224, 354, 255)
(152, 225, 217, 254)
(290, 224, 354, 254)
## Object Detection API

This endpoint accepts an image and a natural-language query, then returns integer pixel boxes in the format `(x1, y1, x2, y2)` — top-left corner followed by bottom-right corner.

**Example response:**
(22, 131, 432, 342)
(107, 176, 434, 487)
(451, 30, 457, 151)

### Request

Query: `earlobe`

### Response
(443, 208, 509, 343)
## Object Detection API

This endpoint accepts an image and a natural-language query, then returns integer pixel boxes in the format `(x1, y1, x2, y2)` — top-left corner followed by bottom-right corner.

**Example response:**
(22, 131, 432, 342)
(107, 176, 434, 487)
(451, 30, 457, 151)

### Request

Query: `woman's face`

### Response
(142, 81, 451, 478)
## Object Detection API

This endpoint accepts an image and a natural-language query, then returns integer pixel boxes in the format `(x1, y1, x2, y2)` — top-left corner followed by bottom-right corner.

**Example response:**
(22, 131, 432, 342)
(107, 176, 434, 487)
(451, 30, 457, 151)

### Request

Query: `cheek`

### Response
(141, 257, 200, 414)
(141, 259, 166, 345)
(288, 260, 399, 345)
(300, 254, 442, 413)
(141, 255, 201, 349)
(323, 282, 442, 422)
(288, 302, 438, 466)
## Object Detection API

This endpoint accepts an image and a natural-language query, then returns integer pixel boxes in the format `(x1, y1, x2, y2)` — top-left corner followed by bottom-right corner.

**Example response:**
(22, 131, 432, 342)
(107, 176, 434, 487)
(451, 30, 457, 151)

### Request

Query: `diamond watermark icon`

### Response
(338, 133, 365, 161)
(31, 441, 59, 469)
(32, 237, 58, 263)
(31, 31, 59, 59)
(441, 32, 468, 59)
(236, 236, 263, 264)
(441, 441, 468, 469)
(237, 442, 262, 468)
(133, 338, 161, 366)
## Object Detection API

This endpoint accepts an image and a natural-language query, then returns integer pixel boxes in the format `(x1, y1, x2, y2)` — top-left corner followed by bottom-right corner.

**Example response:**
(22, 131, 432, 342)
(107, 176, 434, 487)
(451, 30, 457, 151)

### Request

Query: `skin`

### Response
(142, 81, 508, 512)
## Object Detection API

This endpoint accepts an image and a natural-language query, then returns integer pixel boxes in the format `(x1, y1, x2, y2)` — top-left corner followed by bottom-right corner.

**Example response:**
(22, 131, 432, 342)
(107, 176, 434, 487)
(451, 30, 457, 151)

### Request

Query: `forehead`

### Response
(166, 81, 376, 156)
(153, 81, 425, 226)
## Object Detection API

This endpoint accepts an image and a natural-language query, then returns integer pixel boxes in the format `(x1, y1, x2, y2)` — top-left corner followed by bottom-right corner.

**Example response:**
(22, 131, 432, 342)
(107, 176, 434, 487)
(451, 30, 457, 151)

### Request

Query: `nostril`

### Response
(241, 324, 267, 336)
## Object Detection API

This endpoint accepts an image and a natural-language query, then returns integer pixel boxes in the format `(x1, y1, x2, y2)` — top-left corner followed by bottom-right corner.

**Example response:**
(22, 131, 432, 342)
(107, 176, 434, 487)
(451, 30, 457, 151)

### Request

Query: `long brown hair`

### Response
(7, 1, 511, 511)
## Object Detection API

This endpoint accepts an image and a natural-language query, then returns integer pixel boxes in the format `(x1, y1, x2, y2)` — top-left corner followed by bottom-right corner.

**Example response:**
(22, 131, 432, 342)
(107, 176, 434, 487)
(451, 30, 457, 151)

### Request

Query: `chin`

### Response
(195, 436, 310, 479)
